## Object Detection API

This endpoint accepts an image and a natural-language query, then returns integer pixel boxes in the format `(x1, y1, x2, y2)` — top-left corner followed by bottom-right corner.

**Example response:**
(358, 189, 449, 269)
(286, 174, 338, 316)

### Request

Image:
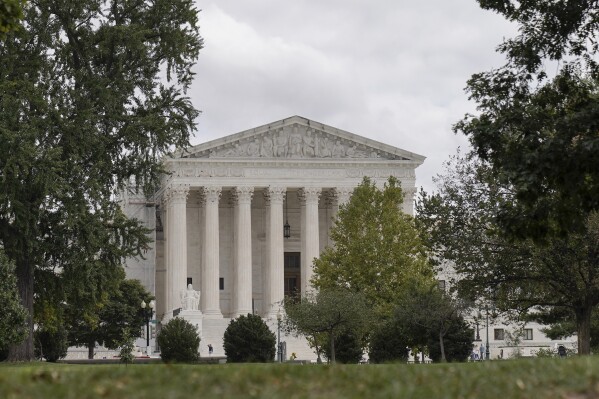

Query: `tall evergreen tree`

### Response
(0, 0, 202, 360)
(0, 0, 24, 40)
(0, 249, 27, 351)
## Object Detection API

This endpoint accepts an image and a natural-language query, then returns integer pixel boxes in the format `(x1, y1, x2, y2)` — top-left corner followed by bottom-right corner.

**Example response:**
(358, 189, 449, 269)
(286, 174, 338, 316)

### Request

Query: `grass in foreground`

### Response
(1, 357, 599, 399)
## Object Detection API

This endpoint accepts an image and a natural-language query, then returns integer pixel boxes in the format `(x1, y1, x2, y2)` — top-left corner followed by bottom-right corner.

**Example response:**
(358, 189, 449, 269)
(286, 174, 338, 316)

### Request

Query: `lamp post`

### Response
(277, 311, 282, 362)
(283, 197, 290, 239)
(474, 312, 481, 342)
(485, 304, 490, 361)
(141, 299, 155, 356)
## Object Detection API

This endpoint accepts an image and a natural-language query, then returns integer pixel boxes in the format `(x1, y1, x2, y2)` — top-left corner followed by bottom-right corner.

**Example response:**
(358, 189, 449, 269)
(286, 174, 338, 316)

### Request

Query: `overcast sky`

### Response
(189, 1, 516, 194)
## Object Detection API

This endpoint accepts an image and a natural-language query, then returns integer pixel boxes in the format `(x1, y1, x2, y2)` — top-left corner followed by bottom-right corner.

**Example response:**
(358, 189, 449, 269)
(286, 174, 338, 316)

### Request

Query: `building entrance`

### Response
(284, 252, 301, 297)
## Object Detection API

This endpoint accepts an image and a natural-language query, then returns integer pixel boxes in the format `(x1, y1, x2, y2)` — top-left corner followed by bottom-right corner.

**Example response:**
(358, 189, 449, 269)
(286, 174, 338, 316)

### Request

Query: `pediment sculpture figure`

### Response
(181, 283, 201, 310)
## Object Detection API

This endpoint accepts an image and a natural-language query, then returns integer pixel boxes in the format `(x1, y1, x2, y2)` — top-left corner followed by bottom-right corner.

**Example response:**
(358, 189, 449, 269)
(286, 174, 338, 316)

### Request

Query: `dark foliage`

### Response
(369, 320, 410, 363)
(224, 314, 275, 363)
(427, 316, 473, 363)
(322, 329, 364, 364)
(34, 326, 68, 362)
(156, 318, 200, 363)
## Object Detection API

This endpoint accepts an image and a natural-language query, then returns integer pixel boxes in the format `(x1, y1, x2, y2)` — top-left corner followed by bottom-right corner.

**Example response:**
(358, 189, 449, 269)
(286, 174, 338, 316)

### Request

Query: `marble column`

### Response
(164, 184, 189, 315)
(299, 187, 321, 296)
(332, 187, 353, 217)
(201, 185, 222, 318)
(326, 187, 353, 246)
(263, 186, 286, 318)
(232, 186, 254, 318)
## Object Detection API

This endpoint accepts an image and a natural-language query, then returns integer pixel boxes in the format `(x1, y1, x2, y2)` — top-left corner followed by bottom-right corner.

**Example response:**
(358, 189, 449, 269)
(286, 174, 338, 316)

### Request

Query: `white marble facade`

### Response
(122, 115, 425, 359)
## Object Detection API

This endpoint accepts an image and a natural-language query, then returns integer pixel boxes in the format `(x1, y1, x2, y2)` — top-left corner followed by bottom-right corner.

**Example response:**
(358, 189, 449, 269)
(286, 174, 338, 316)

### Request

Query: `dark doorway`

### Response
(284, 252, 301, 297)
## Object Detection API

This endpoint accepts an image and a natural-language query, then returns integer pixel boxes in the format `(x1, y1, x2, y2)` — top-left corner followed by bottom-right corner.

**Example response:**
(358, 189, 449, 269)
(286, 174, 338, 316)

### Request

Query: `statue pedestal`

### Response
(179, 309, 203, 336)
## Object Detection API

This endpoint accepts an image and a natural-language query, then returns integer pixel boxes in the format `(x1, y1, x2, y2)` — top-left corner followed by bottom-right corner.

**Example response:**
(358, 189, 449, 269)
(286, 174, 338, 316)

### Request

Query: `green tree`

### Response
(368, 319, 410, 364)
(417, 153, 599, 355)
(156, 317, 200, 363)
(34, 325, 68, 362)
(284, 289, 372, 363)
(0, 249, 27, 352)
(394, 285, 467, 363)
(0, 0, 24, 40)
(322, 329, 363, 364)
(313, 177, 434, 315)
(426, 315, 473, 363)
(456, 1, 599, 239)
(118, 329, 135, 365)
(66, 276, 153, 359)
(0, 0, 201, 360)
(529, 307, 599, 353)
(223, 314, 276, 363)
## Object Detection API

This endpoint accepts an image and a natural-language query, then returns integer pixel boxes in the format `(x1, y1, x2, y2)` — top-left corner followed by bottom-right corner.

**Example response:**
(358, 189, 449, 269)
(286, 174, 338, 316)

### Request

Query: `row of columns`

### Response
(163, 184, 352, 319)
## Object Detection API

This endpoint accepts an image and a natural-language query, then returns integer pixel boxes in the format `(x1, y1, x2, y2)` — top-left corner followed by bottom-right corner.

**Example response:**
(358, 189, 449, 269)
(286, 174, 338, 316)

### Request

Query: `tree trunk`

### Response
(88, 340, 96, 360)
(576, 306, 593, 355)
(8, 254, 35, 361)
(329, 332, 336, 364)
(439, 331, 446, 362)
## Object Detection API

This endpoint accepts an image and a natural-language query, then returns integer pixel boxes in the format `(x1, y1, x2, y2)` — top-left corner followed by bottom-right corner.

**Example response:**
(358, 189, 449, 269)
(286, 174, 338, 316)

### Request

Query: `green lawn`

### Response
(1, 357, 597, 399)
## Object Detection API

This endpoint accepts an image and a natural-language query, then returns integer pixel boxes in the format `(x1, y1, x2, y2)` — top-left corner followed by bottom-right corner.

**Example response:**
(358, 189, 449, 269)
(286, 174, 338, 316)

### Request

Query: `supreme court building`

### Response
(122, 115, 425, 359)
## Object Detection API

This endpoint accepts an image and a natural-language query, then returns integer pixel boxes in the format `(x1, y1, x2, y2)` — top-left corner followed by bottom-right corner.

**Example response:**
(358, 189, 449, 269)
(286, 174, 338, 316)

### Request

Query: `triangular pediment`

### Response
(177, 116, 425, 163)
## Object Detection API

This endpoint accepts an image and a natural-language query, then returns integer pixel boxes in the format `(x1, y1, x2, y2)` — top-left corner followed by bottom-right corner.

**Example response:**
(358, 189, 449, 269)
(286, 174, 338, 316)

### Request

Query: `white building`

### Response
(437, 266, 578, 359)
(121, 115, 424, 360)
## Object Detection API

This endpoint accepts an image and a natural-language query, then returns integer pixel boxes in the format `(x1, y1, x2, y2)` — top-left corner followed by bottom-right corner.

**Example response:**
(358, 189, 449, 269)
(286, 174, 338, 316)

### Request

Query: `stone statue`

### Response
(247, 139, 260, 157)
(289, 130, 302, 157)
(181, 284, 201, 310)
(274, 131, 288, 158)
(260, 135, 274, 157)
(332, 140, 345, 158)
(319, 137, 332, 157)
(302, 130, 316, 157)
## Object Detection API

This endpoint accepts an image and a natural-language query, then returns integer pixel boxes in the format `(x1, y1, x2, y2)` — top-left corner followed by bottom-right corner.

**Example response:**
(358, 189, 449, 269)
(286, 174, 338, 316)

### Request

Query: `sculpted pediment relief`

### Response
(180, 117, 422, 162)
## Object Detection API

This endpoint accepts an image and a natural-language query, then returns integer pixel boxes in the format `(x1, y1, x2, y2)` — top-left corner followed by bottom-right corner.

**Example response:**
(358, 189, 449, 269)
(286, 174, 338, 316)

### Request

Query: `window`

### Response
(524, 328, 533, 340)
(284, 252, 301, 297)
(285, 277, 298, 295)
(494, 328, 504, 340)
(437, 280, 446, 291)
(219, 278, 224, 291)
(187, 277, 192, 286)
(284, 252, 301, 269)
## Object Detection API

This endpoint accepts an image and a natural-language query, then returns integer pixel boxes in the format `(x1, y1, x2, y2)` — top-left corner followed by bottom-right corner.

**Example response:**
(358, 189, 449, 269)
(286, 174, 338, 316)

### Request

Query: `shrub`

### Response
(427, 316, 473, 362)
(34, 326, 68, 362)
(0, 346, 7, 361)
(534, 347, 556, 358)
(322, 329, 364, 364)
(119, 329, 135, 365)
(369, 320, 410, 363)
(224, 314, 275, 362)
(156, 318, 200, 363)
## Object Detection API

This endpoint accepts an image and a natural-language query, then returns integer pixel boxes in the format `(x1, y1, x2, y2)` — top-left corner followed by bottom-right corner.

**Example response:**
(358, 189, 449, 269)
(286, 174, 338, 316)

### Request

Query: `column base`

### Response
(202, 309, 223, 319)
(232, 310, 254, 319)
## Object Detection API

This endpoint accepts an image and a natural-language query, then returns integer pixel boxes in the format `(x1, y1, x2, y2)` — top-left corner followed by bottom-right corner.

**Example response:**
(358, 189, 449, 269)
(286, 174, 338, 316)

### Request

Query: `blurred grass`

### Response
(1, 357, 598, 399)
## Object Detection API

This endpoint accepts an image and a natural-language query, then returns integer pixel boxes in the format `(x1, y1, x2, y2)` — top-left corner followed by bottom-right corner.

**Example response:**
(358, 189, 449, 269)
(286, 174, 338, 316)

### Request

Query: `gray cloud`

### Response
(191, 1, 515, 194)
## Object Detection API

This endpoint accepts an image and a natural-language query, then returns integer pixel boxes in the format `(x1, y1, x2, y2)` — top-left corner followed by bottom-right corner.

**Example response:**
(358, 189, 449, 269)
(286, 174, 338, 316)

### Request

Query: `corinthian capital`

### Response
(203, 185, 222, 204)
(298, 187, 321, 204)
(163, 184, 190, 204)
(232, 186, 254, 205)
(333, 187, 354, 205)
(263, 186, 286, 205)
